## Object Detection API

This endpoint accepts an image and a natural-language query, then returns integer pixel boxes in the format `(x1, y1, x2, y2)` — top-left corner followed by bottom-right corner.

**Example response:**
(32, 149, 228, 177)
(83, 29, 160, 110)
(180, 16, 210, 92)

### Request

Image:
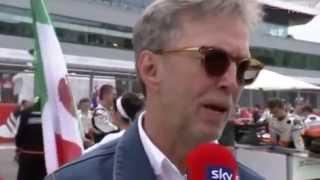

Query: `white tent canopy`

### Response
(245, 69, 320, 90)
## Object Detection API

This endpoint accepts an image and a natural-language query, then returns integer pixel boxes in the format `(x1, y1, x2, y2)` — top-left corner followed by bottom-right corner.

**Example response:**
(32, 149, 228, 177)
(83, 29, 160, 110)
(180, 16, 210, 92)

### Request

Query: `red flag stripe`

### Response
(55, 133, 82, 166)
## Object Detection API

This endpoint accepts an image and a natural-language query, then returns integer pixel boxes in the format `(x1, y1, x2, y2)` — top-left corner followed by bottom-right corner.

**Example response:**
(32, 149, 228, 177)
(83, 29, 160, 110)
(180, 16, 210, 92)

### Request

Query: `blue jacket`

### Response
(45, 121, 265, 180)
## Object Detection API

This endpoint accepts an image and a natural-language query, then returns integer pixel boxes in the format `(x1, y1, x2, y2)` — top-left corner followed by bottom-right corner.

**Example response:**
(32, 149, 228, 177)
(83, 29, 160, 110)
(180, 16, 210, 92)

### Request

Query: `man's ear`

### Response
(137, 50, 161, 94)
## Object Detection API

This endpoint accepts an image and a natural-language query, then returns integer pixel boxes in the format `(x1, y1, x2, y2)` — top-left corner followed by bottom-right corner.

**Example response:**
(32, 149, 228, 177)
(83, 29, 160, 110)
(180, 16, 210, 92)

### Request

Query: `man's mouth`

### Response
(203, 103, 228, 113)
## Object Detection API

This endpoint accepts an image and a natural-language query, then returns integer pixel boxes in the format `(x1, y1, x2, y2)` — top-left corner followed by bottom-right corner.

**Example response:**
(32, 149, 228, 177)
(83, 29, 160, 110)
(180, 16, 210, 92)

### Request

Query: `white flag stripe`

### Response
(56, 102, 83, 142)
(42, 103, 59, 172)
(36, 23, 83, 147)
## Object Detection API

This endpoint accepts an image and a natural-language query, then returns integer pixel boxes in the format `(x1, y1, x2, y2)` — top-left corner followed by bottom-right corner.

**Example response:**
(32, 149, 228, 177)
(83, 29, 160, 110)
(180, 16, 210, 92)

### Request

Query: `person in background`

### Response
(15, 98, 46, 180)
(267, 98, 305, 151)
(11, 99, 35, 119)
(300, 105, 320, 149)
(219, 106, 237, 147)
(19, 100, 34, 112)
(85, 92, 144, 153)
(45, 0, 265, 179)
(91, 84, 118, 143)
(77, 98, 94, 148)
(294, 96, 307, 117)
(90, 85, 99, 109)
(252, 104, 263, 123)
(232, 105, 261, 145)
(301, 105, 320, 129)
(233, 106, 253, 125)
(314, 108, 320, 116)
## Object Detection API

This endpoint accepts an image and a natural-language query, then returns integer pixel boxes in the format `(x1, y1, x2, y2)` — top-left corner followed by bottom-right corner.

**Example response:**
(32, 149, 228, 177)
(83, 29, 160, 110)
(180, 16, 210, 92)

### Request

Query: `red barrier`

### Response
(0, 103, 17, 143)
(0, 103, 17, 125)
(0, 138, 13, 143)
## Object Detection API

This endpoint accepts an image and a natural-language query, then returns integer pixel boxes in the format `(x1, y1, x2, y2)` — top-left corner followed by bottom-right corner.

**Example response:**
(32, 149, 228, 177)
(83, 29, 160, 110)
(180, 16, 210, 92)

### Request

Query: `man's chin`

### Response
(194, 127, 221, 144)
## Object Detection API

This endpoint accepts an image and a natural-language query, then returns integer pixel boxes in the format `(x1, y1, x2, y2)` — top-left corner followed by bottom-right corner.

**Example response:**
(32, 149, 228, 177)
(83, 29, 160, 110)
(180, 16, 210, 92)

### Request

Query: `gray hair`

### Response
(133, 0, 263, 94)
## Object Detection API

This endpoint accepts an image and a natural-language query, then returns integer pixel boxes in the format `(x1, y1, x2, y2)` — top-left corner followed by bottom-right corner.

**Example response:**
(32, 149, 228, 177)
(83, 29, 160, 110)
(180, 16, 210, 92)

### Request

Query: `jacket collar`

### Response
(113, 120, 156, 180)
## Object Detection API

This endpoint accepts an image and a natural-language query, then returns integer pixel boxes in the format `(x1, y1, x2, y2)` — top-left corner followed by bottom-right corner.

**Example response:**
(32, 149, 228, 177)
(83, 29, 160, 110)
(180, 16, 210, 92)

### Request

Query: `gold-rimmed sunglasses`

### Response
(154, 46, 264, 86)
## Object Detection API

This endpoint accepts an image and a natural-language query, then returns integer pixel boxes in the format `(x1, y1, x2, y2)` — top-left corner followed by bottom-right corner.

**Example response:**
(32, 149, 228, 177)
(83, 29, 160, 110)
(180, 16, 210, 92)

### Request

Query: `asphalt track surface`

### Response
(0, 143, 17, 180)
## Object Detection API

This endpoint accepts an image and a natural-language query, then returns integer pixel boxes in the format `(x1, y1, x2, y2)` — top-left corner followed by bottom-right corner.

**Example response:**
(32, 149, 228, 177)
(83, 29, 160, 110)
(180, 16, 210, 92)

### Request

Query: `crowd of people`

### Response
(225, 97, 320, 152)
(13, 85, 145, 180)
(78, 87, 320, 154)
(14, 85, 320, 180)
(15, 82, 320, 180)
(76, 84, 145, 151)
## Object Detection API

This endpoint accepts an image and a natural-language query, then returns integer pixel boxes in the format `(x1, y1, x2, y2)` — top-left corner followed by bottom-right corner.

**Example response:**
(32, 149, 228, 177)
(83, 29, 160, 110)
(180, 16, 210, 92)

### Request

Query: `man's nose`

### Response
(216, 62, 239, 94)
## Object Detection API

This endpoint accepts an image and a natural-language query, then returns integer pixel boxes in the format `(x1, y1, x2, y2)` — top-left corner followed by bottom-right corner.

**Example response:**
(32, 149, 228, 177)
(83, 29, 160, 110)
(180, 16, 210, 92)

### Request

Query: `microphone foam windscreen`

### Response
(186, 143, 238, 180)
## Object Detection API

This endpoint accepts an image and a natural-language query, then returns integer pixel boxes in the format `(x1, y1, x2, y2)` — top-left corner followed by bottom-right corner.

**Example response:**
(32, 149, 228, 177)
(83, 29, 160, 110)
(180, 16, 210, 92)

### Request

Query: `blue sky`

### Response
(289, 15, 320, 43)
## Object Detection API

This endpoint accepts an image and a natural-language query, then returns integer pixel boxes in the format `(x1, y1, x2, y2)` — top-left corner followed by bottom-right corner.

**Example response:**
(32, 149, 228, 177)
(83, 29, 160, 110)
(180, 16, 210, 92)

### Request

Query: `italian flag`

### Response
(31, 0, 83, 173)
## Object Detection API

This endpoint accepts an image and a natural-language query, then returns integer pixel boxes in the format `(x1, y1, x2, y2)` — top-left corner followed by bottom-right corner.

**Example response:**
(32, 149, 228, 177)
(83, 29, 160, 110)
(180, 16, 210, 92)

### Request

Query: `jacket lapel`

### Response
(113, 120, 156, 180)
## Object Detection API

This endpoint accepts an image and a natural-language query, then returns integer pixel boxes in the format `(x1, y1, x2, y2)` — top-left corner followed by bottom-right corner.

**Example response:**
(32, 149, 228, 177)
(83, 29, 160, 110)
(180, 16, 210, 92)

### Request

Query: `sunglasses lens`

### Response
(237, 60, 250, 85)
(238, 60, 261, 85)
(200, 47, 263, 85)
(203, 49, 230, 76)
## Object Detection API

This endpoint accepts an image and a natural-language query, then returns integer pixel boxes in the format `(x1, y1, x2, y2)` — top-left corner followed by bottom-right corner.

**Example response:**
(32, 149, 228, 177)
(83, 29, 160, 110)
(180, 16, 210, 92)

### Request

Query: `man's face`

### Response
(151, 15, 250, 144)
(103, 89, 115, 108)
(21, 100, 34, 110)
(294, 102, 305, 114)
(269, 107, 284, 119)
(79, 101, 90, 112)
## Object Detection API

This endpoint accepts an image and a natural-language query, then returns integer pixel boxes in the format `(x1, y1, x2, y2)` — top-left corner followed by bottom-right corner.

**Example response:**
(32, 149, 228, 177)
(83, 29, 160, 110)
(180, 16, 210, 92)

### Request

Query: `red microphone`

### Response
(186, 143, 239, 180)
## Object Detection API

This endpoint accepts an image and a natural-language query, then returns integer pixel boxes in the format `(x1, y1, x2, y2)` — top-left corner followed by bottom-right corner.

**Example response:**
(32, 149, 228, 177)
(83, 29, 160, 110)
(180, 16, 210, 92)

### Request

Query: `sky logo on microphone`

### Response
(208, 166, 233, 180)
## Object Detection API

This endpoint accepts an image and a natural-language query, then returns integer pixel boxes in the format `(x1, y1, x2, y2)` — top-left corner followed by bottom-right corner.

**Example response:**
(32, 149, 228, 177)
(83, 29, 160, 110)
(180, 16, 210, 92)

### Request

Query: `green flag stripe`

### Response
(33, 43, 48, 109)
(31, 0, 52, 24)
(31, 0, 51, 109)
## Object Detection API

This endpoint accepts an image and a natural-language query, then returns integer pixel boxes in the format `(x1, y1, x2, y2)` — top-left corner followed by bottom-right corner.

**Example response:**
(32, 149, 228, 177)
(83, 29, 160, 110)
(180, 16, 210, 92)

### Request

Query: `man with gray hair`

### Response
(45, 0, 264, 179)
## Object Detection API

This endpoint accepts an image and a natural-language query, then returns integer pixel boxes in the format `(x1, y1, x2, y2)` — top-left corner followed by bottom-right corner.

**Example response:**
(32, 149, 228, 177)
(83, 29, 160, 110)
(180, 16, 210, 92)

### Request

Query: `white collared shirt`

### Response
(92, 104, 117, 133)
(138, 112, 186, 180)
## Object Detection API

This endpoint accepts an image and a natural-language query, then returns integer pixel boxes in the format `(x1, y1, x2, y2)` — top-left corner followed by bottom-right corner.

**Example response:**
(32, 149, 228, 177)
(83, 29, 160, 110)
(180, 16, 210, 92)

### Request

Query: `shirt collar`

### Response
(97, 104, 105, 110)
(138, 112, 165, 175)
(97, 103, 112, 111)
(138, 112, 183, 177)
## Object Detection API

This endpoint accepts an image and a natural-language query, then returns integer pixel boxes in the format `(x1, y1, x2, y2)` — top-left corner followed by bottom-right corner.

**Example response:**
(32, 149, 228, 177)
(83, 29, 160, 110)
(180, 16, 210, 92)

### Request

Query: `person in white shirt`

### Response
(85, 92, 144, 153)
(300, 105, 320, 149)
(267, 98, 305, 151)
(301, 105, 320, 129)
(91, 84, 118, 142)
(77, 98, 94, 148)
